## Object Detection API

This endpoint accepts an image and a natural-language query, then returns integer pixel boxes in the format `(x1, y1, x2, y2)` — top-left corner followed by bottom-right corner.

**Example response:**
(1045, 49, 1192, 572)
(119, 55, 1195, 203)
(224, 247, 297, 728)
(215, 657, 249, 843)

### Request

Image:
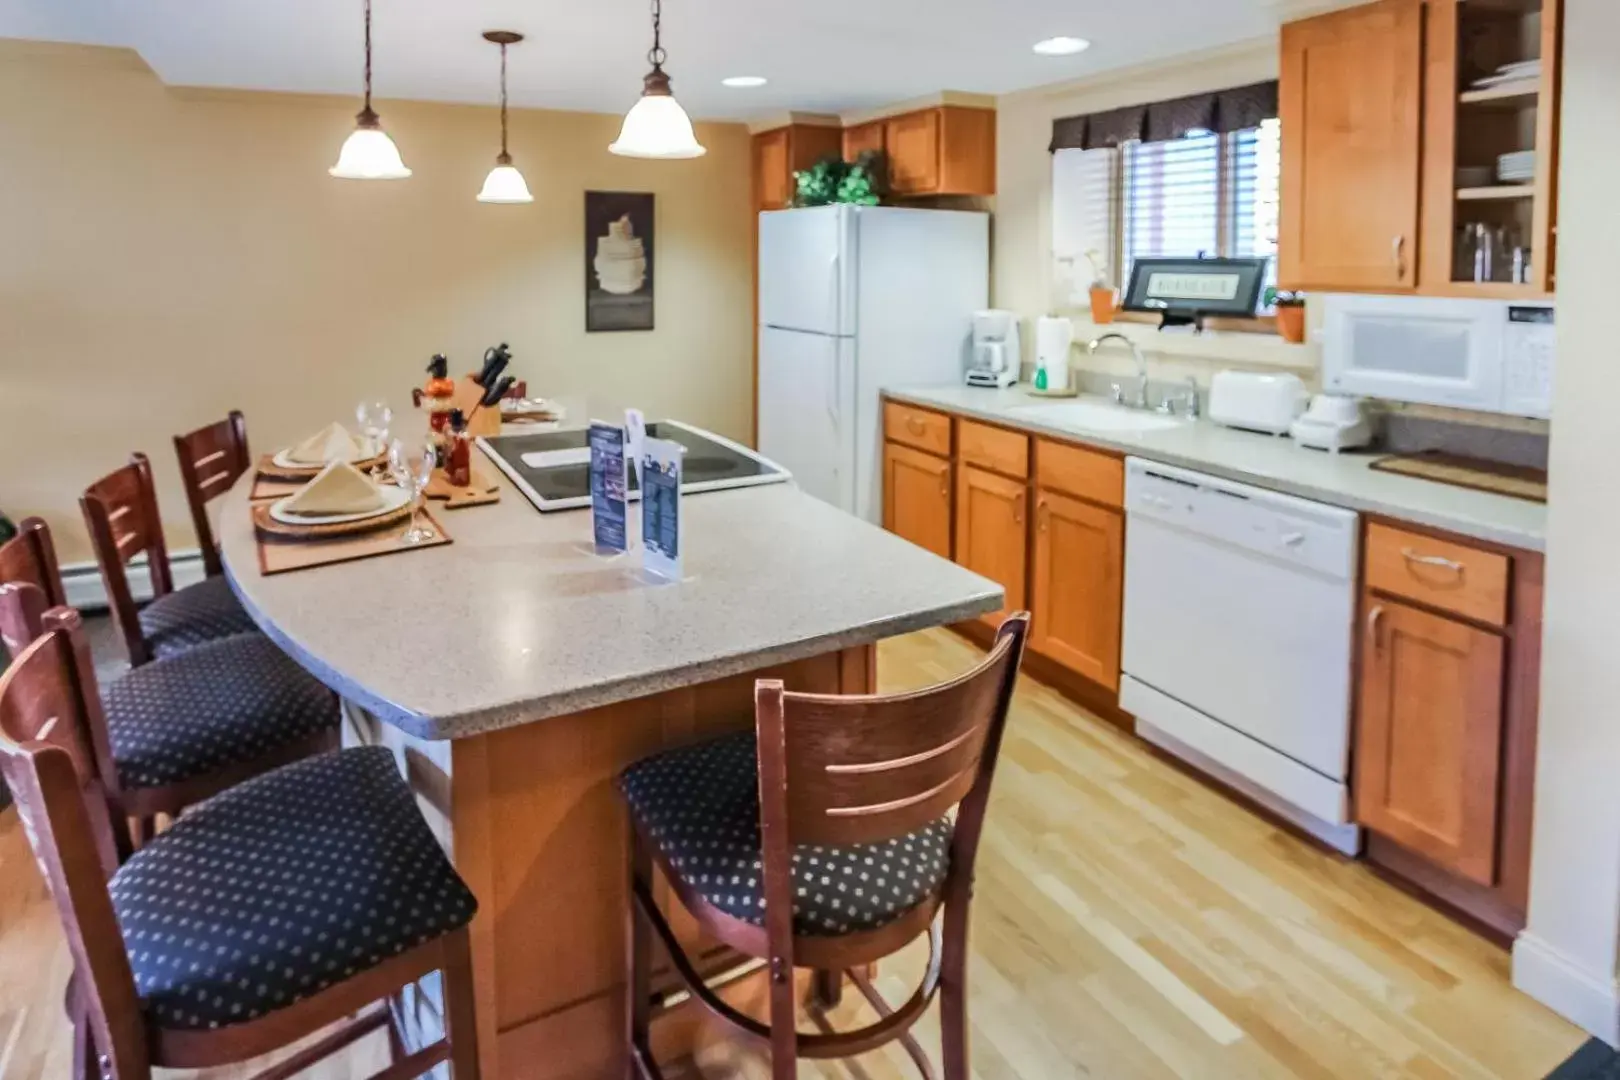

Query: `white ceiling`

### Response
(0, 0, 1283, 120)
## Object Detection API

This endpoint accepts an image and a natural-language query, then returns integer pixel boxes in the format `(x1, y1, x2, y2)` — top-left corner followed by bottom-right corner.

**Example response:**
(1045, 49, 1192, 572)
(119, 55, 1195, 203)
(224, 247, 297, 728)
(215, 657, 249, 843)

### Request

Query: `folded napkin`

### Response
(281, 462, 386, 517)
(286, 422, 368, 466)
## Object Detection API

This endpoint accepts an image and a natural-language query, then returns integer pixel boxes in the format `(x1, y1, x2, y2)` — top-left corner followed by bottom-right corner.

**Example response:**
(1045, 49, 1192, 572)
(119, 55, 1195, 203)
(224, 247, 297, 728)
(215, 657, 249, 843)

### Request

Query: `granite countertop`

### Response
(885, 385, 1547, 551)
(220, 475, 1002, 741)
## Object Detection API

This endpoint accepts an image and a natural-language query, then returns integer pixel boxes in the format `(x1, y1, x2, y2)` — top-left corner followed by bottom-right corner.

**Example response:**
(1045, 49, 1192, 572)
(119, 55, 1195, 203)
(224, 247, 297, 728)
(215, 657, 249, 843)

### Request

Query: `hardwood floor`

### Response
(0, 629, 1582, 1078)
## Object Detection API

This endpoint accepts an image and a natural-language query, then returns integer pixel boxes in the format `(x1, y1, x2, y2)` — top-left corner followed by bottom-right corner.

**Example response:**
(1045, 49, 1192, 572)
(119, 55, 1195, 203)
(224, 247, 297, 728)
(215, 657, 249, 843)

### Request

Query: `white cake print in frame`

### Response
(586, 191, 655, 332)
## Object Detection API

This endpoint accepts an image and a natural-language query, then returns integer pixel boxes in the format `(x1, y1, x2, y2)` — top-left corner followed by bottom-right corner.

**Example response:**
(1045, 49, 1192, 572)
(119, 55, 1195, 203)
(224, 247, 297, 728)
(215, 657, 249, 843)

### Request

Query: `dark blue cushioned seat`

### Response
(137, 577, 258, 659)
(109, 746, 477, 1030)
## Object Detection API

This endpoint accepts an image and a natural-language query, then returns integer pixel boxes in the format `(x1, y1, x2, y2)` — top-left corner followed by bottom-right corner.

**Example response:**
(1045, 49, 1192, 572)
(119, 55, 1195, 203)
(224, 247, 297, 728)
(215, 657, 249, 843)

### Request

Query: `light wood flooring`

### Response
(0, 629, 1584, 1079)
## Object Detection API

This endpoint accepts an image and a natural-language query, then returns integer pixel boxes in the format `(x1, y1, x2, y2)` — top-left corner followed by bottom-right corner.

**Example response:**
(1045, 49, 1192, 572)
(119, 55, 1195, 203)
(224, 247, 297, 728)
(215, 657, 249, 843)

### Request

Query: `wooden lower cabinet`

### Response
(882, 441, 952, 559)
(1355, 597, 1506, 886)
(1031, 490, 1124, 691)
(954, 464, 1027, 627)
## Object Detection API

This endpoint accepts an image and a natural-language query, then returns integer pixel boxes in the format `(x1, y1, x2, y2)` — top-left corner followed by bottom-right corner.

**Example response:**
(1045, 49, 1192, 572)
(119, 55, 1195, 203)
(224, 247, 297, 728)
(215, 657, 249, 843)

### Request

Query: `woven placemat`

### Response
(249, 475, 306, 501)
(253, 507, 451, 576)
(252, 499, 413, 541)
(255, 451, 388, 483)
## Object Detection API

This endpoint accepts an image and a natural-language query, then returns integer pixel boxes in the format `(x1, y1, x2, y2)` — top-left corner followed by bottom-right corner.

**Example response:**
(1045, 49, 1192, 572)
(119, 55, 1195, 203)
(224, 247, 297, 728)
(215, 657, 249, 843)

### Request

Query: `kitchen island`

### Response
(218, 474, 1001, 1079)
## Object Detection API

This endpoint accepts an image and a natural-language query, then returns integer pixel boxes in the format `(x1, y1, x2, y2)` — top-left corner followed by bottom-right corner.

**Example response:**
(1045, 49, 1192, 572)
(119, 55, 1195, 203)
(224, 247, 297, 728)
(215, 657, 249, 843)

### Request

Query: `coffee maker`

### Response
(967, 310, 1020, 389)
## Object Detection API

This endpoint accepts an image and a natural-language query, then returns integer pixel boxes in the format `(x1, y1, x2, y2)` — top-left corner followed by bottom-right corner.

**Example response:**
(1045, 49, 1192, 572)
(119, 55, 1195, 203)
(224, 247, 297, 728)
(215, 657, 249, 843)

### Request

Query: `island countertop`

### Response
(220, 474, 1002, 741)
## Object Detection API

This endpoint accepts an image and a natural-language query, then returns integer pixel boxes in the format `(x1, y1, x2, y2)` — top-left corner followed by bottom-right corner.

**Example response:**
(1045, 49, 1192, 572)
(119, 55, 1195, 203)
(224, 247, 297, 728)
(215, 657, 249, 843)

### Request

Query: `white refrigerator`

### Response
(757, 205, 990, 523)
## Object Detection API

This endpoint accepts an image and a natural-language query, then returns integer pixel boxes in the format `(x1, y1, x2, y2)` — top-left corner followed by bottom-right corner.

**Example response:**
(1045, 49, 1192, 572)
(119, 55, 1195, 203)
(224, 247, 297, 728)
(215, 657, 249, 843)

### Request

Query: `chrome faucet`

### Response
(1090, 332, 1149, 410)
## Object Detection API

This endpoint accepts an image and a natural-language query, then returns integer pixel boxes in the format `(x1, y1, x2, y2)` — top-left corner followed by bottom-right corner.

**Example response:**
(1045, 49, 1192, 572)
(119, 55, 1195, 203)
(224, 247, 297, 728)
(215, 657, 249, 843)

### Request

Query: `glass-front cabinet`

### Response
(1419, 0, 1562, 297)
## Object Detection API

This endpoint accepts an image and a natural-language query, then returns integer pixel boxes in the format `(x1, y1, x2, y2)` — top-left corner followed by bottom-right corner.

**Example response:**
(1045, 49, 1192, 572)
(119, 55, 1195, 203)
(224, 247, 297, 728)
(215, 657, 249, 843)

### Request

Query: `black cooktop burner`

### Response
(479, 421, 790, 512)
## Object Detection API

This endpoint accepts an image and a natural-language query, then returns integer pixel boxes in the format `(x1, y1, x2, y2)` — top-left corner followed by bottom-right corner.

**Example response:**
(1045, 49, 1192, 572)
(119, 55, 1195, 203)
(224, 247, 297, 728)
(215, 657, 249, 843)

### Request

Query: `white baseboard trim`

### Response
(59, 549, 209, 612)
(1513, 932, 1620, 1045)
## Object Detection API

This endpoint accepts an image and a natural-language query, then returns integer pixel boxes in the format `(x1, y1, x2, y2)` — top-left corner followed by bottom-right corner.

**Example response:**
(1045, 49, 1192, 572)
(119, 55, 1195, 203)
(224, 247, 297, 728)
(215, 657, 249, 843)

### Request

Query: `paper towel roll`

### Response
(1036, 317, 1075, 392)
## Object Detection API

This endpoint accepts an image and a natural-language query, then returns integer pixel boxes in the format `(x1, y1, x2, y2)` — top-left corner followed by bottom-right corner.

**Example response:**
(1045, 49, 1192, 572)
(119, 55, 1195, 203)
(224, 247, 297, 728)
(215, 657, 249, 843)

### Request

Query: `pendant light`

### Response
(330, 0, 411, 180)
(477, 31, 534, 203)
(609, 0, 707, 159)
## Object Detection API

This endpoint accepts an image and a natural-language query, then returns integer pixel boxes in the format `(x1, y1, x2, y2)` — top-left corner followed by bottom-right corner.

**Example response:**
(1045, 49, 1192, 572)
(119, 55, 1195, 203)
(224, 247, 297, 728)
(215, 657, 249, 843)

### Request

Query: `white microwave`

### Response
(1321, 294, 1555, 418)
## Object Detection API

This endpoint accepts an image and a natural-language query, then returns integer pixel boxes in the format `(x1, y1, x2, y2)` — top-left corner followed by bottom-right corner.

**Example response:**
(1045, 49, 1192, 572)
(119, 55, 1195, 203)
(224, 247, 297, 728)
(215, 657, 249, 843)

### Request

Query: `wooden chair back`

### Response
(0, 517, 67, 654)
(81, 453, 170, 666)
(756, 613, 1029, 852)
(0, 626, 148, 1077)
(173, 411, 249, 579)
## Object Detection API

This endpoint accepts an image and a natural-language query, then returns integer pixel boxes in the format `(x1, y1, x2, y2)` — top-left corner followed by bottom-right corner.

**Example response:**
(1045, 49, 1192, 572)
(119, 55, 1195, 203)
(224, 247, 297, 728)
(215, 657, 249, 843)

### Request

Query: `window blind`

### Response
(1121, 131, 1221, 289)
(1231, 118, 1282, 297)
(1051, 147, 1118, 304)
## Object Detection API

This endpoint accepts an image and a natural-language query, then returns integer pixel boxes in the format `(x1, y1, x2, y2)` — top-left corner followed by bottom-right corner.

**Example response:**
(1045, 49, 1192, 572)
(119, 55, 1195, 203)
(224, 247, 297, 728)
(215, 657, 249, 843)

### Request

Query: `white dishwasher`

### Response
(1120, 458, 1362, 854)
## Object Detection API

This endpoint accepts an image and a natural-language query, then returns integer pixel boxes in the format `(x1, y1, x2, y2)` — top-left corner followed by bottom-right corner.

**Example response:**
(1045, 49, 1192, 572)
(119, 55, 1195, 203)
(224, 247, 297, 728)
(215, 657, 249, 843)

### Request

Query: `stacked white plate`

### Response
(1498, 150, 1537, 183)
(1469, 58, 1541, 91)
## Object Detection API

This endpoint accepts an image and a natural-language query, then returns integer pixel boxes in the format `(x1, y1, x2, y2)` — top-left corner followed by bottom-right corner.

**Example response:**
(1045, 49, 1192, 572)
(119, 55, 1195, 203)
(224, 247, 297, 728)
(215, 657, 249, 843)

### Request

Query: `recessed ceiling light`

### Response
(1033, 36, 1091, 56)
(722, 76, 768, 88)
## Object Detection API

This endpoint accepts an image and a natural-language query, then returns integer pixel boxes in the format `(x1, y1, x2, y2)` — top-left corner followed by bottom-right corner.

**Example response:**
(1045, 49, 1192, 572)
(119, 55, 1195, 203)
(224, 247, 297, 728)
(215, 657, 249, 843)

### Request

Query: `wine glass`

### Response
(389, 437, 439, 545)
(356, 400, 393, 473)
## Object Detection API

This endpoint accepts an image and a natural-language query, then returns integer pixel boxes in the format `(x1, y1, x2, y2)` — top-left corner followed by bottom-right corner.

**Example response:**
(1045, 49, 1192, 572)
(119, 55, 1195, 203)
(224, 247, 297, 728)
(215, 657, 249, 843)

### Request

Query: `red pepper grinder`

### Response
(446, 408, 472, 488)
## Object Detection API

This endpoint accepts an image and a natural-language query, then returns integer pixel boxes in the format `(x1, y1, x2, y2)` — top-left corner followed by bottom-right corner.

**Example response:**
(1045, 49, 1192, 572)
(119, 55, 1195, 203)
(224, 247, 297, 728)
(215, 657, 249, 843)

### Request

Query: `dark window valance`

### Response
(1048, 80, 1279, 152)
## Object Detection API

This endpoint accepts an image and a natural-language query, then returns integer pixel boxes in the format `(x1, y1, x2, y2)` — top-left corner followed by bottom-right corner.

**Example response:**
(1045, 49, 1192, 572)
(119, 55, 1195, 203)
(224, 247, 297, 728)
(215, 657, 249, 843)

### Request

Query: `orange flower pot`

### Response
(1276, 304, 1307, 344)
(1089, 287, 1118, 325)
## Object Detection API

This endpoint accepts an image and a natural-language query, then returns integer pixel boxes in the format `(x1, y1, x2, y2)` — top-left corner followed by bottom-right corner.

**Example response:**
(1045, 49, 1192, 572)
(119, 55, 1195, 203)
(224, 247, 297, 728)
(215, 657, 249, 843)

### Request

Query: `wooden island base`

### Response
(350, 644, 875, 1079)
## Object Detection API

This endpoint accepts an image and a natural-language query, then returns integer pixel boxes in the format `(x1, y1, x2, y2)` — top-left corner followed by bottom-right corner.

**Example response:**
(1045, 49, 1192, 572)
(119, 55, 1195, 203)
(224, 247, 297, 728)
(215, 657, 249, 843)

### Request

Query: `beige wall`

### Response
(1514, 0, 1620, 1043)
(0, 40, 753, 563)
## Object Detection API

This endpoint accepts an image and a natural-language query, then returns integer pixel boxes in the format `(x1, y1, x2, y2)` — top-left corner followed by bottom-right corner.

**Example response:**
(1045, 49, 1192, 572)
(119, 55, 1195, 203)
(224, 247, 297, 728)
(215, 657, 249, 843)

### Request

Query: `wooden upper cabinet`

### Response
(884, 106, 996, 198)
(1280, 0, 1424, 291)
(842, 120, 886, 163)
(1031, 491, 1124, 690)
(955, 464, 1026, 627)
(1419, 0, 1563, 297)
(752, 123, 843, 212)
(884, 442, 953, 560)
(1355, 597, 1507, 886)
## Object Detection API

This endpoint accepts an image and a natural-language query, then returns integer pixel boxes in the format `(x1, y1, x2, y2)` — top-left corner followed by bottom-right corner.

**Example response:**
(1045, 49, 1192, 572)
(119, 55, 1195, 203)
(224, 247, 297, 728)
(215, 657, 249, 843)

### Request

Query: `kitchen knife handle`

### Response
(1368, 605, 1385, 651)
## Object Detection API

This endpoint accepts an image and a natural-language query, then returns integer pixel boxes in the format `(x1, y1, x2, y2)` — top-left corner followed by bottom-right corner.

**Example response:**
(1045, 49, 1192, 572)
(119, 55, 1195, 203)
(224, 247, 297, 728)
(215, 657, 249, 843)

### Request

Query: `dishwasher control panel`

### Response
(1124, 458, 1359, 582)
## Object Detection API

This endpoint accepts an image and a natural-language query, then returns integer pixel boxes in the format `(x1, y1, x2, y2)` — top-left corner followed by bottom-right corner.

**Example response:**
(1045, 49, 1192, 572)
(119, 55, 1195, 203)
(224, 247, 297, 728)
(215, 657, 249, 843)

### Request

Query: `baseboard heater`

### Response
(58, 549, 208, 612)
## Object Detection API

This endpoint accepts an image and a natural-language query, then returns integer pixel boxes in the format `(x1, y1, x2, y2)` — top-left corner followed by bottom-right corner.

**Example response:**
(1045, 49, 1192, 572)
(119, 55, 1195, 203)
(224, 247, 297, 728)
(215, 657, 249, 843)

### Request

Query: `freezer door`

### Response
(758, 206, 856, 336)
(758, 327, 856, 513)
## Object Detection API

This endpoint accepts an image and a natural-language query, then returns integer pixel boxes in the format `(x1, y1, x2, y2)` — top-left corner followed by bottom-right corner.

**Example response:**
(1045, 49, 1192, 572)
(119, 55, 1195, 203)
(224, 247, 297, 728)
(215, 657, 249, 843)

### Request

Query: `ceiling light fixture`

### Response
(477, 31, 534, 204)
(610, 0, 707, 159)
(330, 0, 411, 180)
(722, 76, 768, 88)
(1032, 36, 1092, 57)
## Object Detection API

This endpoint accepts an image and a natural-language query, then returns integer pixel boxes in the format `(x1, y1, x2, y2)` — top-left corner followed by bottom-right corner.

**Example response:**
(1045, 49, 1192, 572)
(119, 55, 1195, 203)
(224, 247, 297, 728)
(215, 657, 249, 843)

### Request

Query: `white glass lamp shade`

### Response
(477, 160, 534, 203)
(330, 119, 412, 180)
(609, 80, 707, 159)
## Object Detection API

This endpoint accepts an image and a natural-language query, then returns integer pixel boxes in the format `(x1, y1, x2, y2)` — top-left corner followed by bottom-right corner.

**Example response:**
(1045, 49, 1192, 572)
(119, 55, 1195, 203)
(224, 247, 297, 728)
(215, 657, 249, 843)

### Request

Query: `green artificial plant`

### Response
(793, 151, 885, 208)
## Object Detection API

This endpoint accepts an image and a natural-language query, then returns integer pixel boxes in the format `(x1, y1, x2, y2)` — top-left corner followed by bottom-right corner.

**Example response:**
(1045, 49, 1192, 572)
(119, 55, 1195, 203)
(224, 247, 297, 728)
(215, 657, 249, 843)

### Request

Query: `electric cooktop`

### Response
(478, 420, 791, 512)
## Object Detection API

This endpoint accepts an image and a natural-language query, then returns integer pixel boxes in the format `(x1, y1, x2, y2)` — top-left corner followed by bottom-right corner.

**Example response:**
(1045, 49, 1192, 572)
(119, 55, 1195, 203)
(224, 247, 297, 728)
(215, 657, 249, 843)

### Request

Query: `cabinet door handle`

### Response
(906, 416, 928, 436)
(1401, 547, 1464, 576)
(939, 474, 949, 498)
(1037, 498, 1049, 533)
(1392, 235, 1408, 279)
(1368, 605, 1385, 650)
(1014, 493, 1025, 526)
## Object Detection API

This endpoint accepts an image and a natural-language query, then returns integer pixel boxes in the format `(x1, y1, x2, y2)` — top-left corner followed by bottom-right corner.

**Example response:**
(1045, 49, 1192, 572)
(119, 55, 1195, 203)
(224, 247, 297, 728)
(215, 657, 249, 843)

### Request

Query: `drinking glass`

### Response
(390, 437, 439, 545)
(356, 400, 393, 470)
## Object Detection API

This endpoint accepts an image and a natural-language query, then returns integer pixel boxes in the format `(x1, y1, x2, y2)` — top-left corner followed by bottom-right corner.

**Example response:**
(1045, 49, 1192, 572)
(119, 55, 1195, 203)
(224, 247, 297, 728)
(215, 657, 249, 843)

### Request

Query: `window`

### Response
(1053, 117, 1281, 311)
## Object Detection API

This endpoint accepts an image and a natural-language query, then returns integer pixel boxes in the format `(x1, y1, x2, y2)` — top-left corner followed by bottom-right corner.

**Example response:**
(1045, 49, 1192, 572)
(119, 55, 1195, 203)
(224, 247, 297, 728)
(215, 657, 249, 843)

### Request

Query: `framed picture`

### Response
(586, 191, 655, 332)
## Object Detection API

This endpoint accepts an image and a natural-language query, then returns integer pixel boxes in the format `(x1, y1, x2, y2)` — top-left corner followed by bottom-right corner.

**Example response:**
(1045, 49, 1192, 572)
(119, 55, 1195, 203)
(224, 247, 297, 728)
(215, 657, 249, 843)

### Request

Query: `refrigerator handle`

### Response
(827, 341, 840, 427)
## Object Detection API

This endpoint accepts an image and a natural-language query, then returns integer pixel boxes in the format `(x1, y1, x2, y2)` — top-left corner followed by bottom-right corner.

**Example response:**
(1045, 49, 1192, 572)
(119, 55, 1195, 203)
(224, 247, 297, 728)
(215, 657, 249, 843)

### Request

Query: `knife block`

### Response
(448, 375, 505, 438)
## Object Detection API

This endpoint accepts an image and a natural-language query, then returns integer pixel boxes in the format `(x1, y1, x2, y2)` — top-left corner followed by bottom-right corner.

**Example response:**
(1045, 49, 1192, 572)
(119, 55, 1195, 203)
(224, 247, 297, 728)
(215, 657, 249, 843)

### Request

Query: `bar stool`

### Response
(0, 620, 481, 1079)
(617, 614, 1030, 1080)
(173, 410, 251, 580)
(82, 453, 258, 667)
(1, 520, 338, 851)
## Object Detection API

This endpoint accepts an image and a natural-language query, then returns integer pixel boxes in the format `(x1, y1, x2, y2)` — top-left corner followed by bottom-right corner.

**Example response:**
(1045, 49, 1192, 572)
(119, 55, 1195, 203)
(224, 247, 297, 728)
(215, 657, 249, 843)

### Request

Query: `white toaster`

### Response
(1207, 371, 1311, 436)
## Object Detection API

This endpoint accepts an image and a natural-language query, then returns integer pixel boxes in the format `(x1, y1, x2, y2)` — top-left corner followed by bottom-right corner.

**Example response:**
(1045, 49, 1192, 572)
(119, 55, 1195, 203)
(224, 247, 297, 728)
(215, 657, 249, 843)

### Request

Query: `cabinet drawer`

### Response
(1365, 522, 1509, 627)
(883, 402, 951, 457)
(958, 421, 1029, 479)
(1035, 440, 1124, 509)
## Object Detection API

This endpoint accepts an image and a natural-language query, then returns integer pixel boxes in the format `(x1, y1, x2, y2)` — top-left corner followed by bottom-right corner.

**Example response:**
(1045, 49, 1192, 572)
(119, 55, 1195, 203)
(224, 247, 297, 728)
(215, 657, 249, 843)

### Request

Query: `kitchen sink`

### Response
(1006, 398, 1187, 435)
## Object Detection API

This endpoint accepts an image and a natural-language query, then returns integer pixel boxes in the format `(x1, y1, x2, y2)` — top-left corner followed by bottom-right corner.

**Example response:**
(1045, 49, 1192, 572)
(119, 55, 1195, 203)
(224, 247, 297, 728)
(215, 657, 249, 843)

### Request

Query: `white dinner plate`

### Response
(268, 483, 411, 527)
(271, 439, 380, 471)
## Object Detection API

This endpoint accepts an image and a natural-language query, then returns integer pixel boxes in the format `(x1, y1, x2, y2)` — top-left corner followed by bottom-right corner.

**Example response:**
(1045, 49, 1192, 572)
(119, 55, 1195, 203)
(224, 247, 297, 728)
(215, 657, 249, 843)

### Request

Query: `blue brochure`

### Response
(588, 422, 628, 555)
(640, 437, 683, 581)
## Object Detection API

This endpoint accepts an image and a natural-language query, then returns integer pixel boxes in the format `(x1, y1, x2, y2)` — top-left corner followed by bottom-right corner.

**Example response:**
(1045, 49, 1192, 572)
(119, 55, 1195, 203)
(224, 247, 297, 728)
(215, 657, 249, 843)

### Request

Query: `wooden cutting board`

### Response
(426, 467, 500, 509)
